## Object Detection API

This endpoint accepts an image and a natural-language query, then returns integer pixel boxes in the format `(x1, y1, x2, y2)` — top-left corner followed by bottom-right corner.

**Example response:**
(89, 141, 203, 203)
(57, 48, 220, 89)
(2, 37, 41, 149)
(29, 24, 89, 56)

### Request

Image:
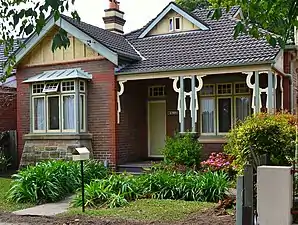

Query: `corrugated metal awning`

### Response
(23, 68, 92, 83)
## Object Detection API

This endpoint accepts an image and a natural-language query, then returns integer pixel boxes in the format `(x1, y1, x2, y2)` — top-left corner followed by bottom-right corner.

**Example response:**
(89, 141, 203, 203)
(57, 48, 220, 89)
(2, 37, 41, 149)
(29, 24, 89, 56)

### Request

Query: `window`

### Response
(169, 18, 174, 31)
(200, 82, 250, 135)
(149, 86, 165, 97)
(31, 80, 87, 133)
(169, 17, 182, 32)
(33, 97, 45, 132)
(43, 82, 59, 93)
(175, 17, 181, 30)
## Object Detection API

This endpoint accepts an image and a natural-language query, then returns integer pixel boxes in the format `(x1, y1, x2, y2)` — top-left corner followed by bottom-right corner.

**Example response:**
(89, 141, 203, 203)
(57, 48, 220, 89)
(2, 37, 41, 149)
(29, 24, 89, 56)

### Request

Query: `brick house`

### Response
(0, 43, 17, 133)
(2, 1, 297, 168)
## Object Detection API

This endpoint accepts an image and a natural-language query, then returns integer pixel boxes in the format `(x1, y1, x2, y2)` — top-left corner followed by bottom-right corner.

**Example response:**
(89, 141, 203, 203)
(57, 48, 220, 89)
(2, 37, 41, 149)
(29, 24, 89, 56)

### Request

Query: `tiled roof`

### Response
(60, 15, 141, 60)
(118, 6, 280, 74)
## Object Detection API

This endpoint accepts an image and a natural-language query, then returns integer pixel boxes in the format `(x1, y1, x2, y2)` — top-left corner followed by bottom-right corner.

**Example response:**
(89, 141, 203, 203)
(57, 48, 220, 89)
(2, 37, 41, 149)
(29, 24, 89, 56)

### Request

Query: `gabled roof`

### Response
(138, 2, 209, 38)
(13, 14, 141, 68)
(118, 6, 280, 74)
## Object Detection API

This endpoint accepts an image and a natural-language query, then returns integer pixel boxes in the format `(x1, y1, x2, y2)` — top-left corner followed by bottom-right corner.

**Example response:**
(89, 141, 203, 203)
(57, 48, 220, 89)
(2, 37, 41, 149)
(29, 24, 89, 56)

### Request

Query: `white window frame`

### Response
(79, 80, 86, 93)
(174, 17, 182, 31)
(32, 83, 45, 95)
(169, 17, 174, 32)
(61, 80, 76, 93)
(234, 82, 250, 95)
(32, 96, 46, 133)
(200, 84, 215, 97)
(200, 97, 216, 136)
(46, 95, 61, 133)
(234, 95, 251, 124)
(61, 94, 76, 132)
(148, 85, 166, 98)
(43, 82, 60, 93)
(217, 83, 232, 96)
(80, 94, 86, 132)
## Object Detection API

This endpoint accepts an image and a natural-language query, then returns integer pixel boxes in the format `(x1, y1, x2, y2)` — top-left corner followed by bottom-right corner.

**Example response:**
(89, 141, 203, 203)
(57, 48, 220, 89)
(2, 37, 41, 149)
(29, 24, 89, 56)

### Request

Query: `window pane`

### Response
(80, 95, 85, 131)
(48, 96, 60, 130)
(236, 97, 250, 121)
(34, 98, 45, 130)
(63, 95, 75, 130)
(201, 98, 215, 133)
(175, 18, 180, 30)
(169, 18, 173, 31)
(218, 98, 232, 133)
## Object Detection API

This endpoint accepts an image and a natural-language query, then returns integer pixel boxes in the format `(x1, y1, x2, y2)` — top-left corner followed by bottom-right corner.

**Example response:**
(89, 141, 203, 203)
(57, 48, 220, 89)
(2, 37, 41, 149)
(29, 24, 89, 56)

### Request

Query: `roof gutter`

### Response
(116, 59, 275, 75)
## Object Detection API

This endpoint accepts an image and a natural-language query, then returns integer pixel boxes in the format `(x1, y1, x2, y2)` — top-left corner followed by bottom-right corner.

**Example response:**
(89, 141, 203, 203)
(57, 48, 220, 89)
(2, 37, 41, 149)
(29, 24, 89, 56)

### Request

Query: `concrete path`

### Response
(12, 196, 73, 216)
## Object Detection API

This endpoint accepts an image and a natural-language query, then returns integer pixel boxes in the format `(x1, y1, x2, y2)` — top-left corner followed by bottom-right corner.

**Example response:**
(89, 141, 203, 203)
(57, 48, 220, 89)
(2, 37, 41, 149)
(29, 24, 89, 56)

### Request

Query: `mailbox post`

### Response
(72, 147, 90, 213)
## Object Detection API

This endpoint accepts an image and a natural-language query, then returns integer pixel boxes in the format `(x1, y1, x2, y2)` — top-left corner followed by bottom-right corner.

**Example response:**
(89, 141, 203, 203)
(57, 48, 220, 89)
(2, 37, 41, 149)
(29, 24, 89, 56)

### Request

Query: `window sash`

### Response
(61, 80, 75, 93)
(32, 97, 46, 132)
(175, 17, 181, 30)
(62, 94, 76, 132)
(169, 17, 174, 31)
(234, 96, 250, 123)
(47, 95, 60, 132)
(217, 97, 232, 134)
(43, 82, 59, 93)
(200, 97, 216, 135)
(80, 94, 86, 132)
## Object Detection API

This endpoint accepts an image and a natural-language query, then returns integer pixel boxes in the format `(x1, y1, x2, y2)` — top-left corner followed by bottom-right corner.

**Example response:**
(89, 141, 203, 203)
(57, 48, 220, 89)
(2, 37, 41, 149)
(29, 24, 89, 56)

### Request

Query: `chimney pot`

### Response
(109, 0, 119, 10)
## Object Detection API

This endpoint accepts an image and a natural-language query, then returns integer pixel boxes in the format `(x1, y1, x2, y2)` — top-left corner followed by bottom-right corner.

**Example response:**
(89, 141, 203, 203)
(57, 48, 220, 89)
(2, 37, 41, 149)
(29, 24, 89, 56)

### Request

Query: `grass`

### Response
(67, 199, 215, 221)
(0, 178, 33, 212)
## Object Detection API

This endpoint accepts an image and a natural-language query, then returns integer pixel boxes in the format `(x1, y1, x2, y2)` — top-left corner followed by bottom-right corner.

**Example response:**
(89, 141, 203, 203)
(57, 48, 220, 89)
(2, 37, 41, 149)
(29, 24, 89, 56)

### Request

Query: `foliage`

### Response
(225, 113, 296, 173)
(68, 199, 215, 222)
(0, 178, 33, 212)
(175, 0, 211, 11)
(73, 170, 229, 208)
(0, 0, 80, 81)
(163, 133, 202, 168)
(8, 160, 108, 204)
(201, 152, 235, 173)
(175, 0, 297, 47)
(0, 152, 11, 172)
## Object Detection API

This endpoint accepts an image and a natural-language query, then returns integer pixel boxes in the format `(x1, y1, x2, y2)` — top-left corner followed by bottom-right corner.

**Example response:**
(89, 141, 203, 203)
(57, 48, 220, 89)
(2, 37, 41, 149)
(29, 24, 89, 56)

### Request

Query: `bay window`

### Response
(31, 80, 87, 133)
(200, 82, 250, 136)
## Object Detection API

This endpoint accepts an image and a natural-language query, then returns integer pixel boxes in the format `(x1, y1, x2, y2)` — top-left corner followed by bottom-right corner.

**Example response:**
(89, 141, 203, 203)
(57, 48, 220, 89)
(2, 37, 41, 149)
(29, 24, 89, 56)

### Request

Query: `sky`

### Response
(71, 0, 173, 33)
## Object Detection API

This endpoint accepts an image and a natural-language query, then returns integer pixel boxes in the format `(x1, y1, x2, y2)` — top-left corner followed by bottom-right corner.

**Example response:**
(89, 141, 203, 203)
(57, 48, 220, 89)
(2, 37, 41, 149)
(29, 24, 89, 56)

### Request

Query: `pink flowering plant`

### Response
(201, 152, 235, 173)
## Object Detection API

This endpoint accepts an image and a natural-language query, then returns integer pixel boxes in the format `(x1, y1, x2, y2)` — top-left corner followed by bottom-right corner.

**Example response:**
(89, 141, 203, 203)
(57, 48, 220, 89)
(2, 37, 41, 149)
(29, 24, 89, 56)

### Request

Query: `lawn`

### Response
(67, 199, 215, 221)
(0, 178, 33, 212)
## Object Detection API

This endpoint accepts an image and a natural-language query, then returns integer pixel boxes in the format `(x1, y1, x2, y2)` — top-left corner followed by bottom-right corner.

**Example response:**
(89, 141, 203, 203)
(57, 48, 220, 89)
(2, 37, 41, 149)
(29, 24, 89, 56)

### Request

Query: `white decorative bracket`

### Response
(117, 80, 126, 124)
(172, 76, 203, 123)
(246, 72, 277, 112)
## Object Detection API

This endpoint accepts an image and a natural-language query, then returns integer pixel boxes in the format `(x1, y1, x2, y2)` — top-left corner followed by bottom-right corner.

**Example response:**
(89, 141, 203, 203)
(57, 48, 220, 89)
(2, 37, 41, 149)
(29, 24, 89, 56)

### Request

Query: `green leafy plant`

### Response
(225, 113, 296, 174)
(73, 170, 229, 208)
(8, 160, 108, 204)
(163, 133, 202, 168)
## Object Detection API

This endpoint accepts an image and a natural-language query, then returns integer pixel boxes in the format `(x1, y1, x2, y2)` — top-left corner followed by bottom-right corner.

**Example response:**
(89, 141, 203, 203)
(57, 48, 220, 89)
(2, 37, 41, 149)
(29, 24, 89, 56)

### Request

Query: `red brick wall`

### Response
(0, 88, 17, 132)
(16, 59, 117, 165)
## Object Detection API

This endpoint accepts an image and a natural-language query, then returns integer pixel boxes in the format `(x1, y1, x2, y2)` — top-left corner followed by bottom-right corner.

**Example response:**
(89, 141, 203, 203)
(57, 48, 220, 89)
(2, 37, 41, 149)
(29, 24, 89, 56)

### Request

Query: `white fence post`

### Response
(257, 166, 292, 225)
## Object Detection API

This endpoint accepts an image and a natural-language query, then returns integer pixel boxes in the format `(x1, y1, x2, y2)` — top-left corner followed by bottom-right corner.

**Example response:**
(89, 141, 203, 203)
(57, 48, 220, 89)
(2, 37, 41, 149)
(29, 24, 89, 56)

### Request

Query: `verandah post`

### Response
(191, 76, 196, 133)
(179, 76, 185, 133)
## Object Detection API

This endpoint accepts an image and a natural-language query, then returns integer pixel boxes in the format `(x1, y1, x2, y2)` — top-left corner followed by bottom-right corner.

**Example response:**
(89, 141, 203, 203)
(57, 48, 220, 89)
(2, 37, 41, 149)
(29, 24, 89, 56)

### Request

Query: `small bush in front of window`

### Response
(225, 112, 296, 174)
(162, 132, 202, 168)
(201, 152, 235, 172)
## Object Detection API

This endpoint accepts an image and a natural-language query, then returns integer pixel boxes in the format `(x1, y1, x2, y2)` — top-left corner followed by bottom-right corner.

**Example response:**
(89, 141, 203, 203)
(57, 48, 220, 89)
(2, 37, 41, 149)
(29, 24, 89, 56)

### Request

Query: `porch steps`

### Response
(117, 161, 158, 174)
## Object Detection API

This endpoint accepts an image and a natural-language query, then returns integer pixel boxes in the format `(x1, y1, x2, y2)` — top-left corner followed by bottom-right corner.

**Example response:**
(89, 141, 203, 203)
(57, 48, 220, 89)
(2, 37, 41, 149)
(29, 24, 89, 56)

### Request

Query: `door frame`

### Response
(147, 100, 166, 158)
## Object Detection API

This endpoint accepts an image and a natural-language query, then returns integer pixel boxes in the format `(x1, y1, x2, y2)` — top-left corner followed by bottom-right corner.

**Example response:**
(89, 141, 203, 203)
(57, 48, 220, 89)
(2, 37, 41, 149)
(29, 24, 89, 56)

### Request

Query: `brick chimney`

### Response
(103, 0, 126, 34)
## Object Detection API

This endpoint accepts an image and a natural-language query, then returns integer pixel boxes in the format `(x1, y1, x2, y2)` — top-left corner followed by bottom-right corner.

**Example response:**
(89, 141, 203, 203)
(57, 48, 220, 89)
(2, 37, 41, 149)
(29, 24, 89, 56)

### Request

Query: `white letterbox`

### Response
(72, 147, 90, 161)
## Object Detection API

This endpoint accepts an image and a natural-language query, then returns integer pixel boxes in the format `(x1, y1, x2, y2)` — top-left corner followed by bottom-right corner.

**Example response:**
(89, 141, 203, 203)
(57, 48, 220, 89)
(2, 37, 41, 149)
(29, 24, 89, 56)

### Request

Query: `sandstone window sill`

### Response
(198, 136, 227, 144)
(24, 133, 93, 140)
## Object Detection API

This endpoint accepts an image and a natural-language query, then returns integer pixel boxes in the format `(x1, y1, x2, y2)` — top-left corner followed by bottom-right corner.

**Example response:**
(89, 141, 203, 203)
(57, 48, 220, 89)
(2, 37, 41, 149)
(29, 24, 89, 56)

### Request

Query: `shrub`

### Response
(8, 160, 108, 204)
(73, 170, 230, 208)
(163, 133, 202, 167)
(0, 152, 11, 172)
(201, 152, 235, 173)
(225, 113, 296, 173)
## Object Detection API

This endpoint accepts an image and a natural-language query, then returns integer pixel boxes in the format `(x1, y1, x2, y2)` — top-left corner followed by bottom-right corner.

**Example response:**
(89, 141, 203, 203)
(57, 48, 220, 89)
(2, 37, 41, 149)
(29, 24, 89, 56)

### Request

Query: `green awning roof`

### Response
(23, 68, 92, 83)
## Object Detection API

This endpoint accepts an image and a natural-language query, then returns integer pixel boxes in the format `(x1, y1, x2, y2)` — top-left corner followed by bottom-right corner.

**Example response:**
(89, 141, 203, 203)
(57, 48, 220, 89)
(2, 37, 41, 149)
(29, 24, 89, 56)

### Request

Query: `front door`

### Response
(148, 101, 166, 157)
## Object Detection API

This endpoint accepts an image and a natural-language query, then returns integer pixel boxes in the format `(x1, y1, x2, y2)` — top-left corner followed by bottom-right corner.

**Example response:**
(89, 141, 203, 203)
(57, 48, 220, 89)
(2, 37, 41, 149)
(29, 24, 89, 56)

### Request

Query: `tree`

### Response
(176, 0, 298, 47)
(175, 0, 211, 11)
(0, 0, 80, 81)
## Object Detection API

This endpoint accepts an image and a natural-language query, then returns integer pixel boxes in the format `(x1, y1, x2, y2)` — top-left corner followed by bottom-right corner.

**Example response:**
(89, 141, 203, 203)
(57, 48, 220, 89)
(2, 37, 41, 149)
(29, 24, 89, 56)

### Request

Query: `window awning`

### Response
(23, 68, 92, 83)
